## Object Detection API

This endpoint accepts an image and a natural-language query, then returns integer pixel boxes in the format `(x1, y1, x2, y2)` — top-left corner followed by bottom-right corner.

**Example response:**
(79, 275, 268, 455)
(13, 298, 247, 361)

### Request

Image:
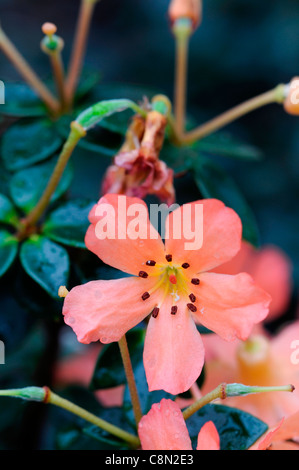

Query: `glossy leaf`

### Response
(1, 119, 62, 171)
(0, 230, 18, 277)
(20, 235, 70, 298)
(186, 404, 268, 450)
(0, 83, 47, 117)
(42, 199, 95, 249)
(196, 132, 263, 161)
(10, 157, 73, 213)
(0, 194, 19, 227)
(90, 328, 145, 390)
(193, 157, 260, 247)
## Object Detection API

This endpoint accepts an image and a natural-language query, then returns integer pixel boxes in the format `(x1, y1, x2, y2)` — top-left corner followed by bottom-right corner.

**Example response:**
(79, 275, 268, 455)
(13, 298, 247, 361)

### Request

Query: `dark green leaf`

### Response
(123, 361, 175, 430)
(0, 83, 47, 117)
(83, 407, 133, 450)
(0, 230, 18, 277)
(42, 199, 95, 248)
(196, 132, 263, 161)
(0, 194, 19, 227)
(74, 70, 102, 102)
(9, 156, 73, 213)
(186, 404, 268, 450)
(20, 235, 70, 298)
(90, 328, 145, 390)
(193, 157, 260, 246)
(1, 118, 63, 171)
(160, 142, 195, 174)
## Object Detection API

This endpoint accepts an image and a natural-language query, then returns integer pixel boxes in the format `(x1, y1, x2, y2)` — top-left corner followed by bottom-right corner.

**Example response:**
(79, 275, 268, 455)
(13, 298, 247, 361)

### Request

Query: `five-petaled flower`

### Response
(138, 398, 220, 450)
(62, 194, 271, 395)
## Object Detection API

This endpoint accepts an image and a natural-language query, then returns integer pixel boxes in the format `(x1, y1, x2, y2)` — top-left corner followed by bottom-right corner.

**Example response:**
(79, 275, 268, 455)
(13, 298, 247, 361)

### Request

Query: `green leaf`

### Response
(123, 361, 175, 430)
(196, 132, 263, 161)
(42, 199, 95, 248)
(186, 404, 268, 450)
(74, 70, 102, 103)
(1, 119, 63, 171)
(90, 328, 146, 390)
(10, 157, 73, 213)
(76, 99, 145, 131)
(20, 235, 70, 298)
(83, 407, 133, 450)
(0, 83, 47, 117)
(193, 157, 260, 246)
(0, 194, 19, 227)
(0, 230, 18, 277)
(160, 142, 195, 174)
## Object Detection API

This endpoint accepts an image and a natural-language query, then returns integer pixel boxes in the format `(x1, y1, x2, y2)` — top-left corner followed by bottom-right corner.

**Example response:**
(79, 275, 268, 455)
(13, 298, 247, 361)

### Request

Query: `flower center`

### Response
(236, 335, 275, 385)
(139, 255, 200, 318)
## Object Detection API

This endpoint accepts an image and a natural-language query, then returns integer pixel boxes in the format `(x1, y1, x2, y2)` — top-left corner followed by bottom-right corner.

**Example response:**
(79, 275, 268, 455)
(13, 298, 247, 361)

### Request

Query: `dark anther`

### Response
(171, 305, 178, 315)
(152, 307, 159, 318)
(146, 260, 156, 266)
(181, 262, 190, 269)
(191, 278, 200, 285)
(142, 292, 150, 301)
(189, 293, 196, 303)
(139, 271, 148, 278)
(187, 303, 197, 312)
(165, 254, 172, 262)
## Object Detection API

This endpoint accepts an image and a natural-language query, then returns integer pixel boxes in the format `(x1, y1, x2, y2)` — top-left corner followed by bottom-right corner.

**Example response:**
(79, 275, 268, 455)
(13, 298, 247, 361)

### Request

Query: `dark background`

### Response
(0, 0, 298, 450)
(1, 0, 298, 284)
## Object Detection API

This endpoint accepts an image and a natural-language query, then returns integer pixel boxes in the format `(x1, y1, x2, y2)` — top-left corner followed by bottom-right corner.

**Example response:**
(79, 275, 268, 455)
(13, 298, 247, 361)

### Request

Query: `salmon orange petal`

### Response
(62, 276, 160, 344)
(192, 272, 271, 341)
(85, 194, 165, 276)
(164, 199, 242, 274)
(143, 297, 205, 395)
(138, 399, 192, 450)
(196, 421, 220, 450)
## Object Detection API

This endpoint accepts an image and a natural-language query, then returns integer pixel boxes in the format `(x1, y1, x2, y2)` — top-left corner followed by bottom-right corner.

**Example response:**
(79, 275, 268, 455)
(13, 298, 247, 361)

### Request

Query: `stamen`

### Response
(191, 278, 200, 285)
(171, 305, 178, 315)
(169, 274, 177, 285)
(152, 307, 159, 318)
(142, 292, 150, 301)
(139, 270, 148, 278)
(146, 260, 156, 266)
(182, 262, 190, 269)
(165, 254, 172, 262)
(187, 303, 197, 312)
(189, 293, 196, 303)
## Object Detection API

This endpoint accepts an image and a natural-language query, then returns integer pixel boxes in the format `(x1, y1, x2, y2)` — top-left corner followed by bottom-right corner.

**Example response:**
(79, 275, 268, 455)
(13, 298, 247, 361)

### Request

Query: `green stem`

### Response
(118, 335, 143, 426)
(182, 382, 295, 421)
(65, 0, 100, 109)
(0, 387, 140, 448)
(177, 84, 286, 145)
(173, 18, 192, 135)
(47, 388, 140, 447)
(19, 121, 86, 233)
(0, 26, 60, 115)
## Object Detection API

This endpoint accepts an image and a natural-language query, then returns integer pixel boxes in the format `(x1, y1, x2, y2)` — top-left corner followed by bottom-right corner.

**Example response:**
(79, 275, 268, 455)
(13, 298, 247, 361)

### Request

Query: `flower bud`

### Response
(284, 77, 299, 116)
(168, 0, 202, 30)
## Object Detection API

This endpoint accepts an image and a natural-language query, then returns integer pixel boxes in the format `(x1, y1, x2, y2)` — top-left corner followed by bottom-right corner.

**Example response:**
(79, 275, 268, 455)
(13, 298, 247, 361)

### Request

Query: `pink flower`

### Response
(138, 398, 220, 450)
(213, 241, 292, 321)
(62, 194, 271, 395)
(201, 321, 299, 426)
(102, 112, 175, 205)
(251, 410, 299, 450)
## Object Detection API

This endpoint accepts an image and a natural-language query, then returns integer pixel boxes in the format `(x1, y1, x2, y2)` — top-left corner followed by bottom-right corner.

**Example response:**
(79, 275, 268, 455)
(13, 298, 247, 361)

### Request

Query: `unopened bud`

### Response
(226, 383, 295, 397)
(58, 286, 69, 298)
(0, 386, 46, 402)
(284, 77, 299, 115)
(168, 0, 202, 31)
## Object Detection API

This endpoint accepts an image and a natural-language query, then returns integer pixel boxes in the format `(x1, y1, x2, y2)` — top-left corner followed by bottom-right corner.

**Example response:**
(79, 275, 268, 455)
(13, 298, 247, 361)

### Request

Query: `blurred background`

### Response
(0, 0, 298, 449)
